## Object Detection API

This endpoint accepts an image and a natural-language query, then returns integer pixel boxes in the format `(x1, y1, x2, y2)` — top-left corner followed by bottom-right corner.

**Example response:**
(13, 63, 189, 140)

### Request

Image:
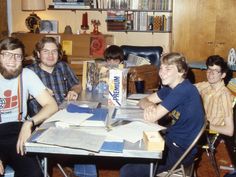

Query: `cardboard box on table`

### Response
(108, 68, 129, 106)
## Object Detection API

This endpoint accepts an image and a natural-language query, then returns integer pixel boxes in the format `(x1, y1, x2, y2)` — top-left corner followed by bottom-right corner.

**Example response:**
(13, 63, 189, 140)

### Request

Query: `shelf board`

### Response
(48, 6, 172, 12)
(107, 30, 172, 33)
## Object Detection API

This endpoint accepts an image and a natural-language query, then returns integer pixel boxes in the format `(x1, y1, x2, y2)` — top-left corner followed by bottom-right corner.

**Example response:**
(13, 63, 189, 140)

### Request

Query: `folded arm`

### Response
(138, 92, 169, 122)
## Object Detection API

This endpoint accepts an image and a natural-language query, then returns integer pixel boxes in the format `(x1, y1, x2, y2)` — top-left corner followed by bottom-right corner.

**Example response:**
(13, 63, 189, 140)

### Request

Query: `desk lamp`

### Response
(21, 0, 46, 33)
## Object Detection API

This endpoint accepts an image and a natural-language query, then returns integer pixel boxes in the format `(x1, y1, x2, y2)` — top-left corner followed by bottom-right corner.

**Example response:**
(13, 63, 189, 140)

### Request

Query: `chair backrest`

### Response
(120, 45, 163, 67)
(165, 119, 207, 177)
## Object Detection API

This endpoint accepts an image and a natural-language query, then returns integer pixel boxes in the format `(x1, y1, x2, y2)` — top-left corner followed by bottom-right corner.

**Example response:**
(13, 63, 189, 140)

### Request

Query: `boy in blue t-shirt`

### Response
(120, 52, 205, 177)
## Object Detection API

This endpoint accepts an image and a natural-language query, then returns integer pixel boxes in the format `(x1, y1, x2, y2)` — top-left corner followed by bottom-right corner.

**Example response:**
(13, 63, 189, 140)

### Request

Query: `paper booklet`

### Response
(108, 121, 166, 143)
(66, 103, 109, 127)
(112, 107, 145, 122)
(35, 127, 106, 152)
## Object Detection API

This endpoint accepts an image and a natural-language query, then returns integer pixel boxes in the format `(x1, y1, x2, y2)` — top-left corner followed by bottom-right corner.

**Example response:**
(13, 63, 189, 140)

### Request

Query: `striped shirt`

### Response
(195, 81, 234, 126)
(27, 61, 80, 116)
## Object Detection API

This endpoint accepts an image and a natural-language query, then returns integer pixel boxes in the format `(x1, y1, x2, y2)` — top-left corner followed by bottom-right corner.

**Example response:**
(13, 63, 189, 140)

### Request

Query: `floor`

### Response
(51, 141, 235, 177)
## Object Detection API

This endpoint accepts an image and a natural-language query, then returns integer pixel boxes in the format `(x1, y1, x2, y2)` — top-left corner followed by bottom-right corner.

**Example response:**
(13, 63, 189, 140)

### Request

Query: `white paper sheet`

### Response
(44, 109, 93, 126)
(108, 121, 166, 143)
(36, 127, 105, 152)
(128, 94, 150, 100)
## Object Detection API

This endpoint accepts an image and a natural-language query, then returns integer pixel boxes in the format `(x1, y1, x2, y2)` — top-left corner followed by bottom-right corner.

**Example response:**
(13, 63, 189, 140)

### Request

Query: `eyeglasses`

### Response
(41, 49, 58, 55)
(206, 68, 221, 74)
(0, 52, 23, 62)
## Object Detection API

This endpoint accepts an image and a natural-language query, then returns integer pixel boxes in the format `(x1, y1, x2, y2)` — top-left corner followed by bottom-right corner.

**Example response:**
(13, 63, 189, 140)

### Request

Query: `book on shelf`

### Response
(53, 4, 91, 9)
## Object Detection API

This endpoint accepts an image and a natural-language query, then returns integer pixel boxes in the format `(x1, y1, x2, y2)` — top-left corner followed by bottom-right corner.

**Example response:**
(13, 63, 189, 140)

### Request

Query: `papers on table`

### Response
(128, 93, 150, 100)
(44, 109, 92, 126)
(59, 100, 100, 109)
(44, 103, 108, 127)
(126, 93, 150, 106)
(108, 121, 166, 143)
(100, 139, 124, 153)
(112, 107, 144, 122)
(35, 127, 106, 152)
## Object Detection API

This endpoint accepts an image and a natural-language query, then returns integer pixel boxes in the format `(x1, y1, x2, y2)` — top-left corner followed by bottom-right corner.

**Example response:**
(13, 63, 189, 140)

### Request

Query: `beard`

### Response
(0, 62, 22, 79)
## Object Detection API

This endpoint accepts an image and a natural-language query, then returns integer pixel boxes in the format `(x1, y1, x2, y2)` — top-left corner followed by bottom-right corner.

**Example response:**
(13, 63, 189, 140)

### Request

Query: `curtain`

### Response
(0, 0, 8, 39)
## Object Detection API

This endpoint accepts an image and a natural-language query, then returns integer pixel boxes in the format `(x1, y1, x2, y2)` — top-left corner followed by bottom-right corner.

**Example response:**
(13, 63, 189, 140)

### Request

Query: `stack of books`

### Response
(52, 0, 91, 9)
(106, 11, 126, 31)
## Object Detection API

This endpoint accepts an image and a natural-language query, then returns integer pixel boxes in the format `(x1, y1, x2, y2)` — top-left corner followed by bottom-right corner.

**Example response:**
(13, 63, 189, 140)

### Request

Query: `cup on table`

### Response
(135, 80, 145, 93)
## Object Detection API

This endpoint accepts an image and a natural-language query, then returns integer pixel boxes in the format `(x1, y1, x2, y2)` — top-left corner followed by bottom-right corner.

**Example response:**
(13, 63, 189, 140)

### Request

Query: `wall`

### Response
(10, 0, 171, 53)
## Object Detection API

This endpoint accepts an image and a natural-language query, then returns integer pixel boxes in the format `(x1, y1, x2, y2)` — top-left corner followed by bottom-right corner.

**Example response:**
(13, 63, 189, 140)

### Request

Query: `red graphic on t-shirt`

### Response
(0, 90, 18, 110)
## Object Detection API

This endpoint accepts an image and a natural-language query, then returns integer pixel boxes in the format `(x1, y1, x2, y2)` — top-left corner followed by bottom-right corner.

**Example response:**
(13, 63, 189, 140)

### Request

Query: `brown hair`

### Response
(161, 52, 189, 78)
(0, 37, 25, 58)
(104, 45, 124, 63)
(33, 37, 63, 62)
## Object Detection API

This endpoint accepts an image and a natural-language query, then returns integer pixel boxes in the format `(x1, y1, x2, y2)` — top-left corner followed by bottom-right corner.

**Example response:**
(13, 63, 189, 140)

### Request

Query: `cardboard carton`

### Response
(108, 68, 129, 106)
(143, 131, 164, 151)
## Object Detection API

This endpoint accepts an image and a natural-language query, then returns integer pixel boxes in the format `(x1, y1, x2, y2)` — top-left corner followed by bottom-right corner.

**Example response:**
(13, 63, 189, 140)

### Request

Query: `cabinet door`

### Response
(214, 0, 236, 59)
(172, 0, 216, 61)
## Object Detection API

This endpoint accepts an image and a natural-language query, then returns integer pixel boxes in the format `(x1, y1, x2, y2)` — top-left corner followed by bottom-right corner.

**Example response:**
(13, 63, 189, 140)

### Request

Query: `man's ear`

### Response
(221, 72, 226, 79)
(37, 51, 40, 58)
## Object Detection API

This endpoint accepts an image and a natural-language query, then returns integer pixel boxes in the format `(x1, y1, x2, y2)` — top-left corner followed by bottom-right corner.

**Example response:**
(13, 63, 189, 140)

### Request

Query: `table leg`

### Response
(44, 157, 48, 177)
(150, 163, 154, 177)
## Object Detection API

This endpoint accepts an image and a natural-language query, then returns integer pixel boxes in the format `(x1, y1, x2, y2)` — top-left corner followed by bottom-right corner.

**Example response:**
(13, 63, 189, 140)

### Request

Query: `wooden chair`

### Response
(156, 119, 207, 177)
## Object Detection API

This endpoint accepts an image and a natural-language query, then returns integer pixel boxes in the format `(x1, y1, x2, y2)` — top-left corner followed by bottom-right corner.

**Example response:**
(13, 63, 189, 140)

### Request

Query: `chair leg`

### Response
(207, 149, 220, 177)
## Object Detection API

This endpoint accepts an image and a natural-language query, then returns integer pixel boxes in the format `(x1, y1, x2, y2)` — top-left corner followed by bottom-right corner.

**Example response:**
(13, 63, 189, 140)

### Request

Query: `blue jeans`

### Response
(120, 138, 196, 177)
(74, 164, 97, 177)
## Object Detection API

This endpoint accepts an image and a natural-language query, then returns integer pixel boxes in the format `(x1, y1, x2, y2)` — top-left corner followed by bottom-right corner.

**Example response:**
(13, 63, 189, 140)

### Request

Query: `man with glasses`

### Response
(195, 55, 234, 136)
(27, 37, 82, 117)
(0, 37, 58, 177)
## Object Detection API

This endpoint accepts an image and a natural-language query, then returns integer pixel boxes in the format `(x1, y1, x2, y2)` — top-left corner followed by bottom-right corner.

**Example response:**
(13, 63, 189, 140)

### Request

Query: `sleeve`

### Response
(159, 86, 187, 111)
(62, 62, 80, 89)
(221, 92, 234, 117)
(23, 69, 46, 98)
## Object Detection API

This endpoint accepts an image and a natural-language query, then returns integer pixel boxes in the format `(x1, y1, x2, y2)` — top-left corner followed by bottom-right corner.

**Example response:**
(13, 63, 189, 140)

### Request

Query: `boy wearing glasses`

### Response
(195, 55, 234, 136)
(120, 53, 205, 177)
(0, 37, 58, 176)
(27, 37, 82, 117)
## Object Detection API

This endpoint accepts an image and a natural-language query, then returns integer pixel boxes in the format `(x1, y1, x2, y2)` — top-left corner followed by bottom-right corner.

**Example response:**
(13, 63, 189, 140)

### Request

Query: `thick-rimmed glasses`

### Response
(206, 68, 221, 74)
(0, 52, 23, 62)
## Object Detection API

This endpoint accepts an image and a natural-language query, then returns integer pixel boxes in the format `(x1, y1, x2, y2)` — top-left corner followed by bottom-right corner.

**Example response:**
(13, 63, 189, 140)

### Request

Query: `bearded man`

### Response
(0, 37, 58, 177)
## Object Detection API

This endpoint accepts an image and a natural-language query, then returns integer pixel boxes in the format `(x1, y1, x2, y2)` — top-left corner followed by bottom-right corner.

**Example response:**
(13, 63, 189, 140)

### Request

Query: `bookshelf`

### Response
(49, 0, 173, 33)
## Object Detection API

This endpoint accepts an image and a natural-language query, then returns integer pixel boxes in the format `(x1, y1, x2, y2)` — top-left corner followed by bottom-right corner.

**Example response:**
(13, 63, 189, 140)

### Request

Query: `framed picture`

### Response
(40, 20, 58, 34)
(45, 34, 61, 43)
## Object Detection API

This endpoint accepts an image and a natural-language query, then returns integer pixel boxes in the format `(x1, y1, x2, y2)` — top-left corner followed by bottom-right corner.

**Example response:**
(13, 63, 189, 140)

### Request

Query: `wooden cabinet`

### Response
(12, 32, 114, 81)
(172, 0, 236, 61)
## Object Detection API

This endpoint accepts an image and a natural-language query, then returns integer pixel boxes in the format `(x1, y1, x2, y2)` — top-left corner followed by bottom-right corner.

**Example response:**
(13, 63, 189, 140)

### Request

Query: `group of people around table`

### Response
(0, 36, 234, 177)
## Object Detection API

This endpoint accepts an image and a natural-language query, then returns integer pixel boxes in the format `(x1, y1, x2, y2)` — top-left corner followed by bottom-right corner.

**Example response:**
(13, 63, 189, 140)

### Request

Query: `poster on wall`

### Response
(89, 36, 105, 57)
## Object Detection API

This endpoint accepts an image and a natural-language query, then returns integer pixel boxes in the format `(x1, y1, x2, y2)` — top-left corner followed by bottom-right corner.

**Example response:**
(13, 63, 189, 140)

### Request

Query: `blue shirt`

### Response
(27, 61, 80, 116)
(158, 79, 204, 149)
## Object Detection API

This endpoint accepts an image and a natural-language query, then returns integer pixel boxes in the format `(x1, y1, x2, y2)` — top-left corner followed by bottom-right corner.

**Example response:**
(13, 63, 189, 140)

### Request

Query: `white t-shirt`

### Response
(0, 68, 46, 123)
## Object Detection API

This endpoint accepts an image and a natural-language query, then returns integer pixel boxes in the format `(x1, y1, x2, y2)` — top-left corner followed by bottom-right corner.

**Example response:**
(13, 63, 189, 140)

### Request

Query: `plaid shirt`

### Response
(27, 61, 80, 117)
